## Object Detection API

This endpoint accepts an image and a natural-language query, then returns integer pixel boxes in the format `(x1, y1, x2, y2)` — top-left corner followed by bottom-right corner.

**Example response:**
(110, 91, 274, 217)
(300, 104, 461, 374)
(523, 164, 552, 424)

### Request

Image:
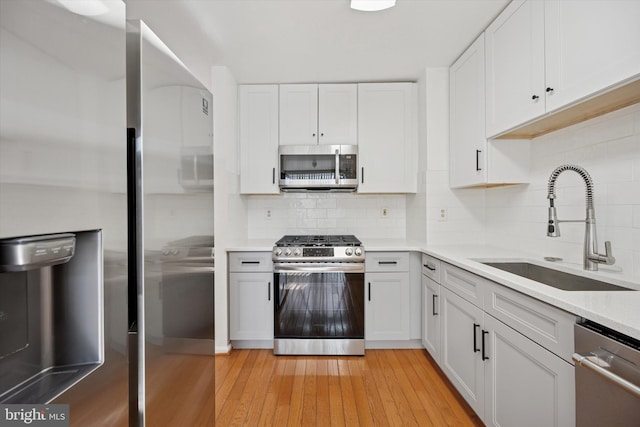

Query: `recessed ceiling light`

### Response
(351, 0, 396, 12)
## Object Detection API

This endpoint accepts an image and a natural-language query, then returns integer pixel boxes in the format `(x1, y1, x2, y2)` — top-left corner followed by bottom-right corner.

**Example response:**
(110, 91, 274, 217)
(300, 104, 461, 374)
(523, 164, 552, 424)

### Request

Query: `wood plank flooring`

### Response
(215, 349, 483, 427)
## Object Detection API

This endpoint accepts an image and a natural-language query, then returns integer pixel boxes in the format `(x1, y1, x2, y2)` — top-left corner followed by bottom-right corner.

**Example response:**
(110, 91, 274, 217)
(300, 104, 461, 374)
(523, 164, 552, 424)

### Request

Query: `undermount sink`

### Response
(481, 262, 634, 292)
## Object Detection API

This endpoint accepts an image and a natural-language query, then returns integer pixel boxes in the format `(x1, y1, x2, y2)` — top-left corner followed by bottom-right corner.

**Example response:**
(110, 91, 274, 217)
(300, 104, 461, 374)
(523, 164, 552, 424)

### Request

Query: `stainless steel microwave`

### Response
(279, 145, 358, 192)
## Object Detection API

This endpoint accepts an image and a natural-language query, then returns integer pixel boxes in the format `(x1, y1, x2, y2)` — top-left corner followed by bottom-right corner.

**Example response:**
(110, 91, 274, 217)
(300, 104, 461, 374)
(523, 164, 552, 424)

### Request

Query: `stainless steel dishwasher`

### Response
(573, 321, 640, 427)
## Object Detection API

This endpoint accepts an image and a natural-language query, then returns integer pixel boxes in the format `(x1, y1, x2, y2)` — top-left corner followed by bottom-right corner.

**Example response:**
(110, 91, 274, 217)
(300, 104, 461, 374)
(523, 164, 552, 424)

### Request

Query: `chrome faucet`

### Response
(546, 164, 615, 271)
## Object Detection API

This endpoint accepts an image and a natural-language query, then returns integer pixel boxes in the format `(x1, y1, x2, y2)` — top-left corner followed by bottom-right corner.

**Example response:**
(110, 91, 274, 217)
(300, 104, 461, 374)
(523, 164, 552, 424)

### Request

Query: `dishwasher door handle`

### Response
(573, 353, 640, 398)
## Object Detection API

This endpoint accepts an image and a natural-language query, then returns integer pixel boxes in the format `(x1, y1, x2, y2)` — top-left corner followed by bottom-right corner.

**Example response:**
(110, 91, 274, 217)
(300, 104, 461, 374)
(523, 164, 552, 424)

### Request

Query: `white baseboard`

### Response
(215, 343, 232, 354)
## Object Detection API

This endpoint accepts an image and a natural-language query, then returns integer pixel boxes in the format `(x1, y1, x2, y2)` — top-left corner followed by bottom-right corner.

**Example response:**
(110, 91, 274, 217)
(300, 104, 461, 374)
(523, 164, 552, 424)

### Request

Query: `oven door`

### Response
(273, 263, 365, 355)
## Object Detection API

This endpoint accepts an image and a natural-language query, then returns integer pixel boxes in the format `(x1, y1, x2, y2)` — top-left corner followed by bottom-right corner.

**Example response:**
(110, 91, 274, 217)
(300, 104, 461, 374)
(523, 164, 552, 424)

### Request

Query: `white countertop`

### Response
(223, 238, 640, 341)
(422, 244, 640, 342)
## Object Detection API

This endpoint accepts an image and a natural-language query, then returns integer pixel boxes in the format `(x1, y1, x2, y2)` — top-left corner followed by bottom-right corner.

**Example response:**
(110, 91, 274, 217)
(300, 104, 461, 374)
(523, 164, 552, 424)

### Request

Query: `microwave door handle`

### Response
(335, 149, 339, 184)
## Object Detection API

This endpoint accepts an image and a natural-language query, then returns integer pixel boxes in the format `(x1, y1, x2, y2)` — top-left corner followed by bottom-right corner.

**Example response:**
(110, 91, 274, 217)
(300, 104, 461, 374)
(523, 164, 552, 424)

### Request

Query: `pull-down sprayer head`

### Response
(546, 164, 594, 237)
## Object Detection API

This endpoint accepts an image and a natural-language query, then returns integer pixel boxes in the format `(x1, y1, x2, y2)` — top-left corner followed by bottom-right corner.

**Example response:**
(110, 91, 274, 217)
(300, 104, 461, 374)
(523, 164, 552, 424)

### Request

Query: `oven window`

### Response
(274, 272, 364, 339)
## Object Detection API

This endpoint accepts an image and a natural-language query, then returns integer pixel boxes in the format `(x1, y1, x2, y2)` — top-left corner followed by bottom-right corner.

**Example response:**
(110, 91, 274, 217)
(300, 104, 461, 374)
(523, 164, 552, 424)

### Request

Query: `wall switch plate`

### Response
(439, 208, 448, 221)
(265, 209, 272, 220)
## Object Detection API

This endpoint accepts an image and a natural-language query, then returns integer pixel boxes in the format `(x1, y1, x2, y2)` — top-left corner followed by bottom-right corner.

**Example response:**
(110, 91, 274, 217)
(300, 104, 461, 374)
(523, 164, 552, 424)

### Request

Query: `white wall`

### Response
(405, 72, 428, 244)
(425, 68, 487, 246)
(212, 66, 244, 352)
(486, 104, 640, 282)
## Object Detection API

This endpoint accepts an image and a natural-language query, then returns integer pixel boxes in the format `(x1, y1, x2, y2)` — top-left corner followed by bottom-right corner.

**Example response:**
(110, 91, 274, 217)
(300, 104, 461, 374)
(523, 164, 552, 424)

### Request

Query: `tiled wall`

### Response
(485, 103, 640, 282)
(247, 193, 406, 239)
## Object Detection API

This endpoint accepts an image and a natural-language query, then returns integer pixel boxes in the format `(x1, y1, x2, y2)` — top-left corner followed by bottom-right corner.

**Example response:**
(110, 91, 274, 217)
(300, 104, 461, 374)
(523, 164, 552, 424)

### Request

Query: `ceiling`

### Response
(125, 0, 510, 85)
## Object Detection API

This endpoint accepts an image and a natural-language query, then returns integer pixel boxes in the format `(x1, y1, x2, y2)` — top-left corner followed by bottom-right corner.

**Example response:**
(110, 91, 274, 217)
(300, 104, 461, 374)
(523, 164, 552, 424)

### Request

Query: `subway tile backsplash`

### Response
(247, 193, 406, 239)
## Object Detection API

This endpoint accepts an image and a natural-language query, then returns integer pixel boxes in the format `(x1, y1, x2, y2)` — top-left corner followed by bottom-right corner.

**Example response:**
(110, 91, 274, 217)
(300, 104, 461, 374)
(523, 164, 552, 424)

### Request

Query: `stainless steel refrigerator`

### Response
(0, 1, 215, 426)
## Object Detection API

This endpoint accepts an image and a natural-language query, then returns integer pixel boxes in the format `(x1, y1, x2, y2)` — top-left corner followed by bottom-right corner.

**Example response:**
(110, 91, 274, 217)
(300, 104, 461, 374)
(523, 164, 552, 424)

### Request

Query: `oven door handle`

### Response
(274, 263, 365, 273)
(573, 353, 640, 398)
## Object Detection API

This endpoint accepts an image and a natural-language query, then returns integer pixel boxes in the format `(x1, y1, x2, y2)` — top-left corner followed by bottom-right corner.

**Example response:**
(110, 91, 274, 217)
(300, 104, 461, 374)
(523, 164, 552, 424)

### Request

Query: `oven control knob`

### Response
(284, 249, 292, 256)
(273, 248, 282, 256)
(345, 248, 353, 256)
(354, 248, 362, 256)
(293, 248, 302, 256)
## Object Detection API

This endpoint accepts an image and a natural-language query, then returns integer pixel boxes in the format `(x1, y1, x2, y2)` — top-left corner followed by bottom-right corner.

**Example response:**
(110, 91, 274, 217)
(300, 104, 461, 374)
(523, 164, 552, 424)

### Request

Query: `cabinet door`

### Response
(422, 275, 441, 363)
(357, 83, 418, 193)
(318, 84, 358, 145)
(485, 0, 545, 137)
(279, 84, 318, 145)
(365, 272, 410, 341)
(239, 85, 279, 194)
(441, 287, 485, 417)
(450, 34, 487, 188)
(483, 315, 575, 427)
(229, 272, 274, 341)
(544, 0, 640, 112)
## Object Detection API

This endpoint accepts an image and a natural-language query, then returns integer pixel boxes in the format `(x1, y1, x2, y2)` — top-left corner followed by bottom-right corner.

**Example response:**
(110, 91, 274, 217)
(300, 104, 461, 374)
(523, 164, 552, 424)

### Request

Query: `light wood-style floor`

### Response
(215, 349, 484, 427)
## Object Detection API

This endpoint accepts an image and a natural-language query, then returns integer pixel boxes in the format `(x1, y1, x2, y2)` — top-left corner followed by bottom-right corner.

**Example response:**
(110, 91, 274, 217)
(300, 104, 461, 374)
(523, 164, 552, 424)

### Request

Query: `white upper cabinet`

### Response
(279, 84, 318, 145)
(239, 85, 279, 194)
(318, 84, 358, 144)
(485, 0, 545, 138)
(486, 0, 640, 138)
(279, 83, 357, 145)
(357, 82, 418, 193)
(450, 34, 530, 188)
(450, 34, 488, 188)
(544, 0, 640, 112)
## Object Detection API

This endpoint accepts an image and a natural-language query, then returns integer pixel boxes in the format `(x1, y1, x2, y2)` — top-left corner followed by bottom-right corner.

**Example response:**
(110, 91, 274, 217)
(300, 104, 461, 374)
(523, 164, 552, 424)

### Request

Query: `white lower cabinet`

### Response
(228, 252, 274, 346)
(441, 287, 486, 416)
(433, 259, 575, 426)
(365, 272, 410, 341)
(422, 274, 441, 363)
(484, 314, 575, 427)
(365, 252, 411, 342)
(229, 272, 274, 341)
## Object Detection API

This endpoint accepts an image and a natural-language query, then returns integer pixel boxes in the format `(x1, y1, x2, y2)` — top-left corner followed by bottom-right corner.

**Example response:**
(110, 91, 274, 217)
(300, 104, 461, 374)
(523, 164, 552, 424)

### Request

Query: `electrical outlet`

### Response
(381, 207, 389, 218)
(265, 209, 272, 220)
(438, 208, 448, 221)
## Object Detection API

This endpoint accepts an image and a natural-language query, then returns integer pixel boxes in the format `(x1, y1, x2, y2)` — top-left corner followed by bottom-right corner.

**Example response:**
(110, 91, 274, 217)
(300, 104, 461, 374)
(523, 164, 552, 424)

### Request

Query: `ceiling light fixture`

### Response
(350, 0, 396, 12)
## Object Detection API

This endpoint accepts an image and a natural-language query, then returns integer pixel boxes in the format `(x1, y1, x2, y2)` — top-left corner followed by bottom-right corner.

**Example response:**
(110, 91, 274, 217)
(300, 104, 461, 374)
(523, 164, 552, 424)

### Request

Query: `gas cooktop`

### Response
(273, 235, 364, 263)
(274, 235, 362, 247)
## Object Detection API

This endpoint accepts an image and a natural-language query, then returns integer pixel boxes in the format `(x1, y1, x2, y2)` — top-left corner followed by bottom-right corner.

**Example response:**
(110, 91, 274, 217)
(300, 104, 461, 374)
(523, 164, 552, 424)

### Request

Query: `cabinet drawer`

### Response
(421, 254, 441, 283)
(365, 252, 409, 272)
(484, 281, 576, 363)
(228, 252, 273, 272)
(441, 263, 485, 308)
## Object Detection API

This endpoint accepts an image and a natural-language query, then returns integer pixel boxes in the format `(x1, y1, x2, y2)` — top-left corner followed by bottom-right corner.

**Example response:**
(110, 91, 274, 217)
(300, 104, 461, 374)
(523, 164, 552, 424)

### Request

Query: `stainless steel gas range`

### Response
(272, 235, 365, 355)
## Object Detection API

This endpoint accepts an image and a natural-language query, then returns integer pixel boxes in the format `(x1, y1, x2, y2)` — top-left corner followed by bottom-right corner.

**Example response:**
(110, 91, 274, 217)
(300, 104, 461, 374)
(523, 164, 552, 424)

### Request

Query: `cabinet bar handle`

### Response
(473, 323, 480, 353)
(272, 167, 275, 184)
(268, 282, 271, 301)
(368, 282, 371, 301)
(378, 261, 397, 265)
(482, 330, 489, 360)
(241, 261, 260, 265)
(475, 150, 482, 171)
(424, 263, 436, 271)
(432, 294, 438, 316)
(361, 167, 364, 184)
